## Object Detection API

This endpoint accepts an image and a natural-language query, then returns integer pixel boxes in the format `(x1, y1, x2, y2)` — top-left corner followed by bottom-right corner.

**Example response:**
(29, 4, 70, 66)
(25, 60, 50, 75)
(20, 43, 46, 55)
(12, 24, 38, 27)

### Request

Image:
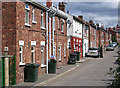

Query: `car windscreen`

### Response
(108, 45, 113, 47)
(89, 48, 98, 50)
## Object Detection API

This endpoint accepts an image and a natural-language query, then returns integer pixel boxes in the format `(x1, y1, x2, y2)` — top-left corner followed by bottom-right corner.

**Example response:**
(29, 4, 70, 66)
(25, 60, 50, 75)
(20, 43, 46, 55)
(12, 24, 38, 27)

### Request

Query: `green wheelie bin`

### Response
(48, 59, 57, 74)
(24, 63, 40, 82)
(76, 51, 80, 61)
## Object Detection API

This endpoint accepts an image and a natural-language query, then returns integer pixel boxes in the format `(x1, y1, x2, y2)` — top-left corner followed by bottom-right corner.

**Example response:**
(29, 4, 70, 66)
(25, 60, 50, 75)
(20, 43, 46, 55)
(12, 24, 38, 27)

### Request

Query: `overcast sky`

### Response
(40, 1, 119, 28)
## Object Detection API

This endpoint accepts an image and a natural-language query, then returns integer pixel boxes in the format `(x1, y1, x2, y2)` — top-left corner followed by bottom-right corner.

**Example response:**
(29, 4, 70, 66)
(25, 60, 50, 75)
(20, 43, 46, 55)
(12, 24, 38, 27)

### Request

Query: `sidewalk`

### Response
(15, 58, 90, 87)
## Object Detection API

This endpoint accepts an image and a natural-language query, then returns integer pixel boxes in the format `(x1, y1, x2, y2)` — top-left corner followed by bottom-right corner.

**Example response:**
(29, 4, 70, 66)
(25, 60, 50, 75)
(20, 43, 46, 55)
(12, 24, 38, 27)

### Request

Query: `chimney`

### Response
(89, 20, 93, 24)
(78, 15, 83, 20)
(97, 23, 99, 27)
(46, 0, 52, 8)
(117, 24, 119, 28)
(59, 2, 65, 12)
(67, 10, 69, 14)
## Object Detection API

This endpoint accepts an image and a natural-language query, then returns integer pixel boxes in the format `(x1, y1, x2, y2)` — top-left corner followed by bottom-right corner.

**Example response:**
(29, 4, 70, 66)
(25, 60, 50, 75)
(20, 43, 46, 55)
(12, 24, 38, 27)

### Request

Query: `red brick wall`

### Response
(2, 2, 16, 56)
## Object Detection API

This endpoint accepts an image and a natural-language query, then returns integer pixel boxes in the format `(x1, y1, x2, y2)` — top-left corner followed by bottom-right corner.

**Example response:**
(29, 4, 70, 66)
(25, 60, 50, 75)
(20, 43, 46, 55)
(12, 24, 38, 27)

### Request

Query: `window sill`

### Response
(32, 21, 37, 24)
(59, 60, 61, 62)
(25, 23, 31, 27)
(64, 56, 66, 58)
(41, 27, 46, 30)
(61, 31, 64, 34)
(41, 64, 47, 68)
(19, 62, 25, 66)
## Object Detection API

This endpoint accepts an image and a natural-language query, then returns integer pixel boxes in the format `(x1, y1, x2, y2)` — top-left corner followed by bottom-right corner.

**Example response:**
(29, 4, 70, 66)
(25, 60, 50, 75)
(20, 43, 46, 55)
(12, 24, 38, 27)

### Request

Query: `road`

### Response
(41, 47, 118, 86)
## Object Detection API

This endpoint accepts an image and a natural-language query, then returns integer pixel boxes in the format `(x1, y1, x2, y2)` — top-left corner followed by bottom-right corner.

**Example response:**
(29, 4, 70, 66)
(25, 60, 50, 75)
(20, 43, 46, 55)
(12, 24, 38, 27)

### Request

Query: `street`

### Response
(40, 47, 118, 86)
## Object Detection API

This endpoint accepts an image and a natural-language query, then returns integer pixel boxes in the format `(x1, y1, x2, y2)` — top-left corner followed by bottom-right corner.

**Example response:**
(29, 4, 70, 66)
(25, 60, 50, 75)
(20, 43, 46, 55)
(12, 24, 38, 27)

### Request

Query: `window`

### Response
(25, 4, 30, 24)
(79, 43, 81, 52)
(41, 46, 44, 65)
(32, 7, 36, 23)
(53, 17, 55, 30)
(59, 45, 61, 61)
(61, 19, 64, 32)
(31, 46, 35, 63)
(53, 46, 56, 59)
(19, 46, 23, 63)
(64, 45, 66, 57)
(41, 10, 45, 28)
(58, 18, 60, 28)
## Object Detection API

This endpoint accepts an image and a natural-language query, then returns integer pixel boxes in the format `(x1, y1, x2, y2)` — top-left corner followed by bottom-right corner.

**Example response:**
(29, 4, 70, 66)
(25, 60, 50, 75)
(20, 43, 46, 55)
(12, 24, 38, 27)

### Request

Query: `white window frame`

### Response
(64, 45, 66, 57)
(25, 4, 30, 26)
(59, 45, 61, 61)
(61, 19, 64, 32)
(74, 39, 75, 51)
(41, 45, 45, 66)
(79, 43, 81, 52)
(19, 46, 23, 63)
(31, 46, 35, 63)
(53, 46, 56, 59)
(32, 7, 37, 24)
(53, 17, 55, 31)
(41, 10, 45, 29)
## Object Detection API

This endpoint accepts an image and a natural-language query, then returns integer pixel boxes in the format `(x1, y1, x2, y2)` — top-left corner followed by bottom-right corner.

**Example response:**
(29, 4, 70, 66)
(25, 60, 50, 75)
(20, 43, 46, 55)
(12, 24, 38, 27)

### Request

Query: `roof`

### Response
(26, 0, 49, 11)
(26, 0, 68, 19)
(73, 16, 85, 24)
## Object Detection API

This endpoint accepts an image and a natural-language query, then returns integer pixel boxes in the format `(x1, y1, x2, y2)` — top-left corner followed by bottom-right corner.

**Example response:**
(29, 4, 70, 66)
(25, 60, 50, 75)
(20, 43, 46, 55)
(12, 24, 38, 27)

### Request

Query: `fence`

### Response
(1, 55, 16, 87)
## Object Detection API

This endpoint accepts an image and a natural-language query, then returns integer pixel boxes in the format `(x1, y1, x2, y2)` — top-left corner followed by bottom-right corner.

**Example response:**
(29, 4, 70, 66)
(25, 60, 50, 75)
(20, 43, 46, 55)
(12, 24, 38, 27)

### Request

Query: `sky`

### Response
(39, 0, 119, 28)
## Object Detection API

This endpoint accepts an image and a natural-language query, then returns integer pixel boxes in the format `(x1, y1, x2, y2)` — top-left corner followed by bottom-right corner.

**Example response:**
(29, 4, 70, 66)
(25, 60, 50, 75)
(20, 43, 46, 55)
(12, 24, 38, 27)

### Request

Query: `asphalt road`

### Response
(42, 47, 118, 86)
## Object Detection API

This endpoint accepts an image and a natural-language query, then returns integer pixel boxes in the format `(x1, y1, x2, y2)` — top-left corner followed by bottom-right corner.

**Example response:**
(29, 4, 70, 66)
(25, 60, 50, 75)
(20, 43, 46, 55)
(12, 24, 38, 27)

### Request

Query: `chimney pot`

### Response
(78, 15, 83, 20)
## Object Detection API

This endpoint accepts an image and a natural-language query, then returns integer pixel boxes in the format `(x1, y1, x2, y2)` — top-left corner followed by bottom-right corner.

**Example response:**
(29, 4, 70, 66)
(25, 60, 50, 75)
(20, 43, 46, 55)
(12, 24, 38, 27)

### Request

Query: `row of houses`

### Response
(1, 0, 120, 85)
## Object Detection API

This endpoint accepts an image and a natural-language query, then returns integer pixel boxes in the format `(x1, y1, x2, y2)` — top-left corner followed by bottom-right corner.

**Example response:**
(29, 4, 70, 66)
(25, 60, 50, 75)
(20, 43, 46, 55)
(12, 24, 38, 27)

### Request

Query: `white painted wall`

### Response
(83, 39, 89, 57)
(83, 25, 89, 57)
(73, 20, 82, 38)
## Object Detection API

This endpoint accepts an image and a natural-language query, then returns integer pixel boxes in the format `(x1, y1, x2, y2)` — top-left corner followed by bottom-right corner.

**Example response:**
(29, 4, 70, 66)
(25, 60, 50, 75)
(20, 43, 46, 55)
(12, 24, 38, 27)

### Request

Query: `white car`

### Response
(111, 42, 117, 47)
(106, 44, 114, 51)
(87, 47, 99, 57)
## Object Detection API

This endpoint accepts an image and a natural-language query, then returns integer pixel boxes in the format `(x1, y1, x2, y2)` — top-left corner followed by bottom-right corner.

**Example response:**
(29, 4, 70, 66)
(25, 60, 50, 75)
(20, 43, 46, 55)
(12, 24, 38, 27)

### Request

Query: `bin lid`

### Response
(76, 51, 81, 54)
(26, 63, 40, 67)
(70, 53, 77, 56)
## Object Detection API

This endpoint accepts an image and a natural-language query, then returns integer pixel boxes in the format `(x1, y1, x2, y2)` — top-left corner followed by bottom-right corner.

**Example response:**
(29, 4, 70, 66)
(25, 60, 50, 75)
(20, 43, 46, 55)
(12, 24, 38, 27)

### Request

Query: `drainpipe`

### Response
(49, 17, 51, 58)
(46, 11, 48, 74)
(52, 17, 54, 56)
(82, 23, 84, 58)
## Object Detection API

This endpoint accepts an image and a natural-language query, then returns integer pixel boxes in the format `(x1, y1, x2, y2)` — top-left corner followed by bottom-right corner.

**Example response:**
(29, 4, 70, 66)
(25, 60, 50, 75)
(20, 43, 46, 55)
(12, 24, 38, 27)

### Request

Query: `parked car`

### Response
(87, 47, 99, 57)
(106, 44, 114, 51)
(111, 42, 117, 47)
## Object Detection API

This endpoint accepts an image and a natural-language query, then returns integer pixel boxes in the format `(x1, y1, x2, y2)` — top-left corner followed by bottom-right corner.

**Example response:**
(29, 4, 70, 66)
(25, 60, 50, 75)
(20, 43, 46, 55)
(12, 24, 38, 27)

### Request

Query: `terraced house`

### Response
(1, 1, 68, 85)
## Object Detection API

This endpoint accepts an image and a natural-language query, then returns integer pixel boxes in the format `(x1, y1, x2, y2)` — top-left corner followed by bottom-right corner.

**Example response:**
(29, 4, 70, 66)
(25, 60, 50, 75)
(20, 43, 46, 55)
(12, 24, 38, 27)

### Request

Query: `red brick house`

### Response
(89, 20, 96, 48)
(2, 1, 68, 85)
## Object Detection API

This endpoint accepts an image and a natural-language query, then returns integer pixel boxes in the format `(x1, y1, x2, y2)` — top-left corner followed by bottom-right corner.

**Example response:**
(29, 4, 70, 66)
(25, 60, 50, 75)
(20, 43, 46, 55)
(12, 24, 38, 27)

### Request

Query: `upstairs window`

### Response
(25, 4, 30, 24)
(61, 19, 64, 32)
(41, 10, 45, 28)
(53, 17, 55, 30)
(32, 7, 35, 21)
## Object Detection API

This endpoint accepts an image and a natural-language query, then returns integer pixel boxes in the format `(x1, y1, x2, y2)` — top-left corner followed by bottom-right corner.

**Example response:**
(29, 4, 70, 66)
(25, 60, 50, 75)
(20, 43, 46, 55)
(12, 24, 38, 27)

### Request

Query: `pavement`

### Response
(14, 57, 92, 87)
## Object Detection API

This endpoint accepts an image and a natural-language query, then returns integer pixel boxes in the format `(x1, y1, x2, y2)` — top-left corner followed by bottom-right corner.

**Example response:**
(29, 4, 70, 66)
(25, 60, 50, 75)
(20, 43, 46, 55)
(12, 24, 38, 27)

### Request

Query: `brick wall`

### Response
(2, 2, 68, 84)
